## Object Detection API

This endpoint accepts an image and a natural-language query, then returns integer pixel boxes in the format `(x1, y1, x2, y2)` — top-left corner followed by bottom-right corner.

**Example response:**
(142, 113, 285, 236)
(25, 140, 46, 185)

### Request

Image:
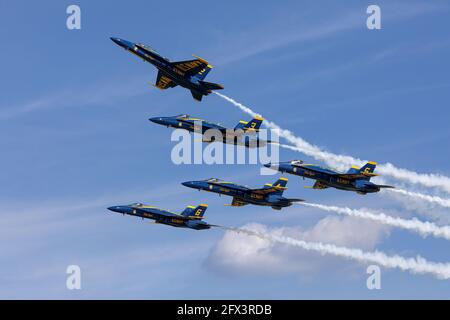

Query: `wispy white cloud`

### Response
(0, 76, 151, 120)
(209, 221, 450, 280)
(382, 188, 450, 224)
(207, 216, 389, 276)
(0, 183, 207, 298)
(212, 1, 445, 66)
(300, 202, 450, 241)
(0, 182, 192, 258)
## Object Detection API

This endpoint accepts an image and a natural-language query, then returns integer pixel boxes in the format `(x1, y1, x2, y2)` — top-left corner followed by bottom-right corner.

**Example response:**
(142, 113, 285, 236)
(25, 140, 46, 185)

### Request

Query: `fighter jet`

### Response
(150, 114, 271, 148)
(264, 160, 394, 195)
(182, 177, 303, 210)
(110, 37, 224, 101)
(107, 203, 214, 230)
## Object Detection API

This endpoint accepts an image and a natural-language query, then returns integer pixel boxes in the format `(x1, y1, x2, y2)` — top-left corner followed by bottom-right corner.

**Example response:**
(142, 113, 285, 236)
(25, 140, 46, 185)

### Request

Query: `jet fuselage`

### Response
(150, 116, 270, 148)
(107, 204, 211, 230)
(110, 37, 210, 97)
(182, 180, 294, 208)
(270, 162, 382, 194)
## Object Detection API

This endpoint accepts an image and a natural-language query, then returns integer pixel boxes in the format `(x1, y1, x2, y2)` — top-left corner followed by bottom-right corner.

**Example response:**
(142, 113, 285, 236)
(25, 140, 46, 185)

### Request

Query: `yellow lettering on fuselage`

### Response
(336, 178, 350, 185)
(304, 170, 315, 177)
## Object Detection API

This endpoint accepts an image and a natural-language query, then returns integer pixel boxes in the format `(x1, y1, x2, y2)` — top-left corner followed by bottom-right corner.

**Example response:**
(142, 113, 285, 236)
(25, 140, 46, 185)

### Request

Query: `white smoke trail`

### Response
(280, 144, 450, 210)
(279, 143, 358, 172)
(214, 92, 450, 194)
(385, 188, 450, 208)
(299, 202, 450, 241)
(224, 226, 450, 280)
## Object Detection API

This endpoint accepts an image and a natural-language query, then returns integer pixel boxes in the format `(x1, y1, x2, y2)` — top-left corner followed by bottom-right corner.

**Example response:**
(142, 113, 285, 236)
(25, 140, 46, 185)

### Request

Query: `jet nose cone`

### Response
(110, 37, 121, 45)
(107, 206, 122, 213)
(182, 181, 198, 188)
(110, 37, 134, 50)
(265, 162, 279, 169)
(149, 117, 165, 125)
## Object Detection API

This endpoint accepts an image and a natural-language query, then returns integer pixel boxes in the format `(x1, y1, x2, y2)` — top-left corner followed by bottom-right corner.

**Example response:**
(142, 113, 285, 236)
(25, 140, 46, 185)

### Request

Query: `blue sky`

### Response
(1, 0, 450, 299)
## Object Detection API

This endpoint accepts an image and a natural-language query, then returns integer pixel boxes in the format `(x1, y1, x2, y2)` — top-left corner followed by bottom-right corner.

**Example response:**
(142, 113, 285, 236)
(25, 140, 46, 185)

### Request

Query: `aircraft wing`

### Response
(312, 181, 329, 190)
(155, 71, 177, 90)
(171, 57, 209, 76)
(137, 207, 179, 221)
(227, 197, 249, 207)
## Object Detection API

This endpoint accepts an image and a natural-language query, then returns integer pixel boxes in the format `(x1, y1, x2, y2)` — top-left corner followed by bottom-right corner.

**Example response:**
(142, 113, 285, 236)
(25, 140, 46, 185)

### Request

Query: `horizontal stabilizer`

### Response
(198, 80, 224, 91)
(190, 90, 203, 101)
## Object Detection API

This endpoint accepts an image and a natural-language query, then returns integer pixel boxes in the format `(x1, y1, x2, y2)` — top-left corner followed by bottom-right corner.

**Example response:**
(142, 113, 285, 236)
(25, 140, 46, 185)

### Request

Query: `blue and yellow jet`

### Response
(111, 37, 224, 101)
(264, 160, 394, 195)
(150, 114, 270, 148)
(182, 177, 303, 210)
(107, 203, 214, 230)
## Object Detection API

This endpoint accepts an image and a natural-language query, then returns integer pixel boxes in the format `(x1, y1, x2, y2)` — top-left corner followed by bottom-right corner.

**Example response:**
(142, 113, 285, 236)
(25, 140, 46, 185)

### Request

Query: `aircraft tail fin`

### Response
(198, 80, 224, 91)
(181, 204, 208, 219)
(273, 177, 288, 190)
(234, 116, 264, 132)
(195, 65, 212, 80)
(359, 161, 377, 180)
(346, 165, 360, 174)
(263, 177, 288, 195)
